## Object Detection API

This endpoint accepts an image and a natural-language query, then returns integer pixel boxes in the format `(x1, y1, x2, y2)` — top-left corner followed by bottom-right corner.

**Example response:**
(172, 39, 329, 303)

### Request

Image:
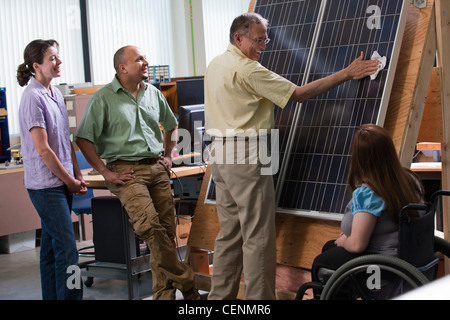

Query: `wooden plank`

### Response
(187, 166, 220, 251)
(276, 214, 340, 269)
(384, 0, 437, 167)
(416, 142, 442, 150)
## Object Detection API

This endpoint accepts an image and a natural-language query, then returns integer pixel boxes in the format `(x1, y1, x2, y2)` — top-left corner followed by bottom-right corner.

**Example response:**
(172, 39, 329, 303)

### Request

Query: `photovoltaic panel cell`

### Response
(255, 0, 323, 189)
(253, 0, 407, 218)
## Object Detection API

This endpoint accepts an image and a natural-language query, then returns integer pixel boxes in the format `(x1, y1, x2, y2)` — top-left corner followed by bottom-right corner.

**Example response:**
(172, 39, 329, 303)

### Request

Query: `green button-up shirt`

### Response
(76, 76, 177, 163)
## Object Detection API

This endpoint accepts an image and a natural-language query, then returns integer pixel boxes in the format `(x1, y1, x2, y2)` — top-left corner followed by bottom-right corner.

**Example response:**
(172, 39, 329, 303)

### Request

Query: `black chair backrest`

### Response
(397, 203, 435, 268)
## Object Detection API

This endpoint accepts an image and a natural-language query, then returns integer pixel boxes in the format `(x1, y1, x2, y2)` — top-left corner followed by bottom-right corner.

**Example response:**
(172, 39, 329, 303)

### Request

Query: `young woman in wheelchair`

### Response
(311, 124, 425, 283)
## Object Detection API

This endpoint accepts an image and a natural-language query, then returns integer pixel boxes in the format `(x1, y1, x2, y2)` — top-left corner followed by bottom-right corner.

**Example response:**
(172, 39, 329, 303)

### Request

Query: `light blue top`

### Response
(341, 186, 398, 256)
(19, 77, 73, 190)
(351, 186, 386, 217)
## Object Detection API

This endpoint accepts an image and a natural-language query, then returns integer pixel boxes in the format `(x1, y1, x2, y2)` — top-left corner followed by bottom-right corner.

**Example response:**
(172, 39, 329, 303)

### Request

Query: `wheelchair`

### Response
(295, 190, 450, 300)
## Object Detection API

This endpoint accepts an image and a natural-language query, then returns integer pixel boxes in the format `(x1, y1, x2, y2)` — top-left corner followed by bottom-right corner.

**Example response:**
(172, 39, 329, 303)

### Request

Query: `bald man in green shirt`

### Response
(75, 46, 200, 300)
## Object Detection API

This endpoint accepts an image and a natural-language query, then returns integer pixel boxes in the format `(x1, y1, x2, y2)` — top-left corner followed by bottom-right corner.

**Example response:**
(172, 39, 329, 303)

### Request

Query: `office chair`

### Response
(72, 150, 95, 256)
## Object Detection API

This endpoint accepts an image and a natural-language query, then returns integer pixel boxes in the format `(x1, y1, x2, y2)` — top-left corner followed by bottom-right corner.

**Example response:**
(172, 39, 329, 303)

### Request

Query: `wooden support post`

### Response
(248, 0, 256, 12)
(435, 0, 450, 273)
(385, 0, 437, 166)
(399, 4, 437, 166)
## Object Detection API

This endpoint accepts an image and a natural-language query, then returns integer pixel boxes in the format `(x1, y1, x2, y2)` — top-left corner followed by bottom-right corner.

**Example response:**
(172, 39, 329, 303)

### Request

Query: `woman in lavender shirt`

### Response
(17, 39, 86, 300)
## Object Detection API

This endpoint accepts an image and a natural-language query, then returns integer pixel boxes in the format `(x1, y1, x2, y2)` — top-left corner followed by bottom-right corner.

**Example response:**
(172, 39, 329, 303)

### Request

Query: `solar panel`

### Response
(205, 0, 408, 219)
(256, 0, 323, 189)
(254, 0, 408, 219)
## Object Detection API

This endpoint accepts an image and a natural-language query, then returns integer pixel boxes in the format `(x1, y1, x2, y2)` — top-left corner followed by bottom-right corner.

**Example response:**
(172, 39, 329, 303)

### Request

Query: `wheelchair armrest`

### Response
(434, 236, 450, 258)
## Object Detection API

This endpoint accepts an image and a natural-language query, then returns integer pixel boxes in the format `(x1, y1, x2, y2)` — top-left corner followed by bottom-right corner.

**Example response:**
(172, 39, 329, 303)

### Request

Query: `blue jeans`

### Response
(28, 185, 83, 300)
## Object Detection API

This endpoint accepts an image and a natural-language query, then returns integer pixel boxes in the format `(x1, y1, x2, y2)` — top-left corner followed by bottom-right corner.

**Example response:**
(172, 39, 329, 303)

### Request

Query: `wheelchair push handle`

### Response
(399, 203, 428, 220)
(430, 190, 450, 204)
(399, 190, 450, 221)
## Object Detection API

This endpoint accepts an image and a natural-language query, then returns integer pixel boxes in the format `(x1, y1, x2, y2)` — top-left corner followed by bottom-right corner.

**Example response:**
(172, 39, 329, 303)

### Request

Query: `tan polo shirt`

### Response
(205, 44, 296, 138)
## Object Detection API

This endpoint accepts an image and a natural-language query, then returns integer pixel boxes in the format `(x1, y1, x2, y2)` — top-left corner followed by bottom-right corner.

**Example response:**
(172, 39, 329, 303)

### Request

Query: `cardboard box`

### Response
(0, 230, 36, 254)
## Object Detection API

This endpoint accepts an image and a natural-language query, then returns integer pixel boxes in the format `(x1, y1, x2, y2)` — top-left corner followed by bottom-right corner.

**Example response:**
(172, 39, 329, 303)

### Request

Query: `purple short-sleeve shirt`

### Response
(19, 77, 73, 190)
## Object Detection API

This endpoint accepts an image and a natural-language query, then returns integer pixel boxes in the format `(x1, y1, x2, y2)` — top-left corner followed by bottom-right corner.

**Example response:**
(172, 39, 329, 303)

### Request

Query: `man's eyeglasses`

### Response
(244, 36, 271, 45)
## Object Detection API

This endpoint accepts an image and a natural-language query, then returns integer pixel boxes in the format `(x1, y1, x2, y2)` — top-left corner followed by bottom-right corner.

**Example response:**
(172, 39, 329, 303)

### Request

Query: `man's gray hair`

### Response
(229, 13, 269, 44)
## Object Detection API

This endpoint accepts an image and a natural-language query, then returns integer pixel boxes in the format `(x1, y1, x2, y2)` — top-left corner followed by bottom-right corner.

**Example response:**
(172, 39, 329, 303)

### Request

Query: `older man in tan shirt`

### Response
(205, 13, 380, 300)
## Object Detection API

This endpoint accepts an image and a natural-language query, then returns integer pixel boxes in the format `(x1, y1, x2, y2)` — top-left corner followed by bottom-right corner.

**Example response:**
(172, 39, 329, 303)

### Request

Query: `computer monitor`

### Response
(177, 104, 205, 159)
(176, 78, 204, 107)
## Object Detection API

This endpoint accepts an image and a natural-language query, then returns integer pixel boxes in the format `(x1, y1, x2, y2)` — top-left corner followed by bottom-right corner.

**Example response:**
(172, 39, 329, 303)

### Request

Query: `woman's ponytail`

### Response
(17, 62, 33, 87)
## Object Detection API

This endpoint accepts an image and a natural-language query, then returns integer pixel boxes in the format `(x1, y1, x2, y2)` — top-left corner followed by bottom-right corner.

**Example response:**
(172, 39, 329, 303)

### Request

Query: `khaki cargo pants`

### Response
(106, 160, 195, 300)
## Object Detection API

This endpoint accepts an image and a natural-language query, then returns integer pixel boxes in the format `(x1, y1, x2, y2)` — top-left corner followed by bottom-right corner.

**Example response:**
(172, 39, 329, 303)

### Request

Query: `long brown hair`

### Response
(17, 39, 59, 87)
(348, 124, 424, 223)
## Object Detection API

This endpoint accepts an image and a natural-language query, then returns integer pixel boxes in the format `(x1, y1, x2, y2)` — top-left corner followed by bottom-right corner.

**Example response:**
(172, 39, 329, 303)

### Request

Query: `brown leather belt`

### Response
(213, 136, 251, 141)
(110, 158, 159, 165)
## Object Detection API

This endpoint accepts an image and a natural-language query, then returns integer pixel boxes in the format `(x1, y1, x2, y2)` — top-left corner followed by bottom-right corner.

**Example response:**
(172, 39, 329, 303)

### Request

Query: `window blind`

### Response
(0, 0, 85, 135)
(202, 0, 251, 65)
(86, 0, 175, 86)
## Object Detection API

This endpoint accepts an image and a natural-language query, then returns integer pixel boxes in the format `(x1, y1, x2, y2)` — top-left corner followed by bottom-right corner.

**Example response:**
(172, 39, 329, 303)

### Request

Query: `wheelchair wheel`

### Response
(320, 254, 430, 300)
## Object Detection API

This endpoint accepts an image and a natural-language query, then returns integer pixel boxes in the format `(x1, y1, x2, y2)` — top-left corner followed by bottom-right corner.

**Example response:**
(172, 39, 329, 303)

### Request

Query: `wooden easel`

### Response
(384, 0, 450, 274)
(187, 0, 450, 296)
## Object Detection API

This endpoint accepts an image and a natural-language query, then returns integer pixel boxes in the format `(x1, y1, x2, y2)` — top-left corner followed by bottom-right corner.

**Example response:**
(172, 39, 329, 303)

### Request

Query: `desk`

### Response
(82, 165, 207, 189)
(411, 162, 442, 181)
(0, 167, 79, 237)
(81, 164, 206, 242)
